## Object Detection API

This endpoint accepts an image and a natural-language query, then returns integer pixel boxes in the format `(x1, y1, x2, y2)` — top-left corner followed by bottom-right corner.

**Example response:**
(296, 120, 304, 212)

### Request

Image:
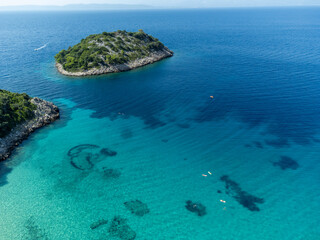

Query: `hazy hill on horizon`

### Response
(0, 4, 154, 11)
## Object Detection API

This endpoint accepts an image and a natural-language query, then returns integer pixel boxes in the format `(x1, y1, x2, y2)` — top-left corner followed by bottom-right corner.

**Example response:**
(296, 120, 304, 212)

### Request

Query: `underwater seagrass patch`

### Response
(253, 141, 264, 149)
(265, 138, 290, 148)
(100, 148, 117, 157)
(185, 200, 207, 216)
(108, 216, 136, 240)
(103, 167, 122, 179)
(272, 156, 299, 170)
(67, 144, 117, 170)
(90, 219, 108, 230)
(68, 144, 100, 170)
(124, 200, 150, 216)
(121, 128, 133, 139)
(24, 217, 48, 240)
(220, 175, 264, 212)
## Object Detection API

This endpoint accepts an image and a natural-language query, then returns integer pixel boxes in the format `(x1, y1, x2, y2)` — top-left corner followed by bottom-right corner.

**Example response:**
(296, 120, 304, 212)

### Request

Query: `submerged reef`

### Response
(90, 219, 108, 230)
(185, 200, 207, 216)
(108, 216, 136, 240)
(67, 144, 117, 170)
(272, 156, 299, 170)
(124, 200, 150, 216)
(220, 175, 264, 212)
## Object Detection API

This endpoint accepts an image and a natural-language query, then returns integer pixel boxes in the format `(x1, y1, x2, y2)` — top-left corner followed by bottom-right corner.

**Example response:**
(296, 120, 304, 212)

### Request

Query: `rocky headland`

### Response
(0, 97, 59, 161)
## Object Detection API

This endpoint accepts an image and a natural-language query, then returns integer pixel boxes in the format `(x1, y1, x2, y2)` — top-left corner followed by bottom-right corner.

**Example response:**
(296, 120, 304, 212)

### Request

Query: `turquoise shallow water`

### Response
(1, 8, 320, 239)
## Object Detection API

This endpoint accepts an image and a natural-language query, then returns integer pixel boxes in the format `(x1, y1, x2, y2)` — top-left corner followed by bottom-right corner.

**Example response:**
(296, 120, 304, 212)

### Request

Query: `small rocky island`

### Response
(0, 89, 59, 161)
(55, 30, 173, 76)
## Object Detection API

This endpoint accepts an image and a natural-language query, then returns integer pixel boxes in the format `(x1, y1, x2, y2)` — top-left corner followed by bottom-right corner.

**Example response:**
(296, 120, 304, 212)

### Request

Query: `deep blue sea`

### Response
(0, 8, 320, 239)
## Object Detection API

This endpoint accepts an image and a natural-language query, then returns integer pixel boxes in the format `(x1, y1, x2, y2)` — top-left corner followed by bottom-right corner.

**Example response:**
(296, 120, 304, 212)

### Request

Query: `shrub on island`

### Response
(0, 90, 36, 138)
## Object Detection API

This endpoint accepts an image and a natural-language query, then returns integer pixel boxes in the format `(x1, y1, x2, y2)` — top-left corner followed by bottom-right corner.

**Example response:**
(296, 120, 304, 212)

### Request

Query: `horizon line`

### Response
(0, 4, 320, 11)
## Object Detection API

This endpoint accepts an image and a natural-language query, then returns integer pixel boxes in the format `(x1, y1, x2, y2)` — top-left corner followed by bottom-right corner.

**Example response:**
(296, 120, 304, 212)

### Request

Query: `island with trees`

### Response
(0, 89, 59, 161)
(55, 30, 174, 76)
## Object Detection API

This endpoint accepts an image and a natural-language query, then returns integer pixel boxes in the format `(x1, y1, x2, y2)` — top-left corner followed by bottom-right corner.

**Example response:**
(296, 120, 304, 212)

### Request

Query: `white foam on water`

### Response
(34, 43, 48, 51)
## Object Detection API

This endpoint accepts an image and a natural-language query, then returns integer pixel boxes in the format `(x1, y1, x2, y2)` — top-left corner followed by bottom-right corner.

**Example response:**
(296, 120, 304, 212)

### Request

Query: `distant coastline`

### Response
(0, 97, 59, 161)
(0, 4, 154, 11)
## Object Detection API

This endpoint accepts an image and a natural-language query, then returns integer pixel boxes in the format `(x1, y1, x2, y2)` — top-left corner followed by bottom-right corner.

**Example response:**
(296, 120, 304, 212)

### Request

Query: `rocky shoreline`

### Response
(0, 97, 59, 161)
(56, 48, 173, 77)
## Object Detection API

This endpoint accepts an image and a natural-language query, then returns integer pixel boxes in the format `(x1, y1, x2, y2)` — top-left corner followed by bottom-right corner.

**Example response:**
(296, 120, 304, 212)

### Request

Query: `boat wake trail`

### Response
(34, 43, 48, 51)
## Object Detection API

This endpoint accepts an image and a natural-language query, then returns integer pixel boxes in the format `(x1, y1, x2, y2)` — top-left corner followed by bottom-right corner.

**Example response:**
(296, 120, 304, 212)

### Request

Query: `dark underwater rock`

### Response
(100, 148, 117, 157)
(273, 156, 299, 170)
(103, 168, 121, 179)
(185, 200, 207, 216)
(108, 216, 136, 240)
(220, 175, 264, 212)
(124, 200, 150, 216)
(90, 219, 108, 230)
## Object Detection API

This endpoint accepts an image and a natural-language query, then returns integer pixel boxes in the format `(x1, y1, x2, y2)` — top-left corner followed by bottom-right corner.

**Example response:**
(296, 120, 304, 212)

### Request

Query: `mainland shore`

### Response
(0, 97, 59, 161)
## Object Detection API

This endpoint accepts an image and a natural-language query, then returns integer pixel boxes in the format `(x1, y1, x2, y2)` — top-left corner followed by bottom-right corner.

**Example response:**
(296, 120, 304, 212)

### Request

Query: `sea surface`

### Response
(0, 8, 320, 240)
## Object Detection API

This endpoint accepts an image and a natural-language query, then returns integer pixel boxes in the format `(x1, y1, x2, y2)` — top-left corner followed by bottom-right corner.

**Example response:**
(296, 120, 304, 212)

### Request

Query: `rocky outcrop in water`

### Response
(0, 97, 59, 161)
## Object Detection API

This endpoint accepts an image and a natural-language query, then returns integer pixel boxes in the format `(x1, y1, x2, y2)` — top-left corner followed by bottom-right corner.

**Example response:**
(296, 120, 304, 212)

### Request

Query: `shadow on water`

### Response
(0, 162, 12, 187)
